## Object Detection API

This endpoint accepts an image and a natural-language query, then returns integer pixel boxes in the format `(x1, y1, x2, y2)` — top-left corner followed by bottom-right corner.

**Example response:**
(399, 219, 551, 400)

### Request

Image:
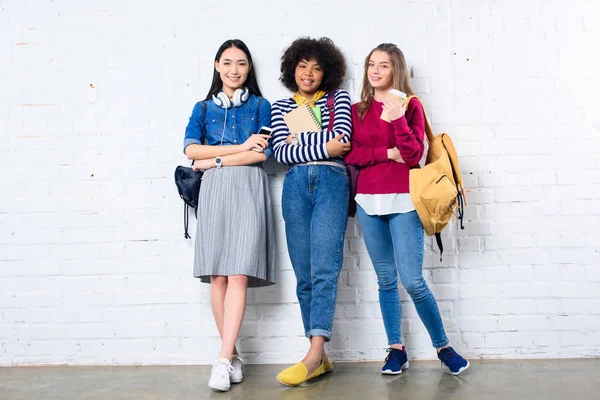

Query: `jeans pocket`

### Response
(285, 166, 298, 177)
(327, 165, 347, 176)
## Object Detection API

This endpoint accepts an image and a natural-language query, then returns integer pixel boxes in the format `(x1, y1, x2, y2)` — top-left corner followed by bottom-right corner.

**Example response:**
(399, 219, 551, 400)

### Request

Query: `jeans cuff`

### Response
(388, 338, 403, 346)
(307, 329, 332, 342)
(433, 339, 450, 349)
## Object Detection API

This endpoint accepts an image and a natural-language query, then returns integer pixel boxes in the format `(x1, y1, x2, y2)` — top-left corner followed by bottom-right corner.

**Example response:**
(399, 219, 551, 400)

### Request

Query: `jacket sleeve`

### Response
(183, 102, 206, 154)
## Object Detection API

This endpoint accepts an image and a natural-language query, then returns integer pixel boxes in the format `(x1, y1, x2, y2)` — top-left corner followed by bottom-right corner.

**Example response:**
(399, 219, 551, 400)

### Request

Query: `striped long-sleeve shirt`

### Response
(271, 89, 352, 165)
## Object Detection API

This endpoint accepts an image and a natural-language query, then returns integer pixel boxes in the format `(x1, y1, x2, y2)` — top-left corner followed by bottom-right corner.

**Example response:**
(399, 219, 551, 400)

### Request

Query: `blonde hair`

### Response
(357, 43, 415, 121)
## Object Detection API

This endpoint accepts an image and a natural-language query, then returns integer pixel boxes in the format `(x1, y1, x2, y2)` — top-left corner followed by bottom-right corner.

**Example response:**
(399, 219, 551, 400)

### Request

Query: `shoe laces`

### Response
(232, 354, 244, 364)
(438, 347, 459, 365)
(214, 359, 234, 378)
(384, 347, 404, 363)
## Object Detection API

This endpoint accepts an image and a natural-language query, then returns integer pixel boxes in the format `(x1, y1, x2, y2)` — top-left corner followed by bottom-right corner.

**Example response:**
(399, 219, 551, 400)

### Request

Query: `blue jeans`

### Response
(282, 163, 349, 341)
(356, 205, 449, 348)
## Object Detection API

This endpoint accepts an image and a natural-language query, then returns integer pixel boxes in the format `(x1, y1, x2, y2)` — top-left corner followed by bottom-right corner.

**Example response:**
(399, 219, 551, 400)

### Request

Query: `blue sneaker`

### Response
(381, 347, 409, 375)
(438, 347, 470, 375)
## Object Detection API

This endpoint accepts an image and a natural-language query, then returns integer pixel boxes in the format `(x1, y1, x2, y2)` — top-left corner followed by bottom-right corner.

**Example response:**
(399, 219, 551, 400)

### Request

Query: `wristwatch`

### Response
(291, 133, 299, 145)
(215, 156, 223, 169)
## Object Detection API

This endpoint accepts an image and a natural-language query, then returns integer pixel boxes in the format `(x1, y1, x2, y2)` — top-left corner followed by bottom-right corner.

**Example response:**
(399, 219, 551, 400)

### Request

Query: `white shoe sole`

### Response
(230, 375, 244, 384)
(451, 360, 470, 376)
(208, 378, 230, 392)
(209, 383, 230, 392)
(382, 361, 409, 375)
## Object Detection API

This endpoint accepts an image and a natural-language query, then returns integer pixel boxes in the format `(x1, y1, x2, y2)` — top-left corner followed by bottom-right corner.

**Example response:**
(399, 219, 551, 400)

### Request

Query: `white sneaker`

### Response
(208, 358, 233, 392)
(230, 355, 244, 383)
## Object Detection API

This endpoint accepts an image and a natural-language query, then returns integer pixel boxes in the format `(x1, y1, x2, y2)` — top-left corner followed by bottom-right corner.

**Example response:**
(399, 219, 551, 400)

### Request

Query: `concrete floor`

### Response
(1, 359, 599, 400)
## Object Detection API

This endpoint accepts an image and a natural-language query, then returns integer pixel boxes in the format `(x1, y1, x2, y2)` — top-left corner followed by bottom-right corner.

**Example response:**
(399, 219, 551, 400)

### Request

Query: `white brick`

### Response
(356, 254, 373, 271)
(586, 266, 600, 282)
(348, 271, 378, 288)
(534, 265, 561, 282)
(466, 189, 493, 204)
(552, 283, 598, 299)
(560, 299, 600, 315)
(457, 237, 482, 252)
(559, 265, 586, 282)
(432, 269, 454, 284)
(536, 299, 560, 314)
(458, 299, 484, 317)
(561, 332, 587, 347)
(358, 288, 380, 303)
(552, 316, 600, 331)
(458, 269, 484, 284)
(484, 299, 536, 316)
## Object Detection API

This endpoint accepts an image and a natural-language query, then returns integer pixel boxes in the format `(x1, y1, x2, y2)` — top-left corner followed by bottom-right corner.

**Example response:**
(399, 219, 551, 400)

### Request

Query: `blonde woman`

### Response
(345, 43, 469, 376)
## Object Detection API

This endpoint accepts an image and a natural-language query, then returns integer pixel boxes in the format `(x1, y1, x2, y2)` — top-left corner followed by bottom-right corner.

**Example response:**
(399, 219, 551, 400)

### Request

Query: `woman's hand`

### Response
(382, 93, 406, 121)
(326, 134, 351, 157)
(241, 134, 271, 152)
(193, 159, 214, 171)
(387, 147, 405, 164)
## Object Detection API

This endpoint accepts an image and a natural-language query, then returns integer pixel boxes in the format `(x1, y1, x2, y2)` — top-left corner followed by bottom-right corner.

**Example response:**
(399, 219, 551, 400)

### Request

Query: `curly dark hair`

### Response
(280, 37, 347, 92)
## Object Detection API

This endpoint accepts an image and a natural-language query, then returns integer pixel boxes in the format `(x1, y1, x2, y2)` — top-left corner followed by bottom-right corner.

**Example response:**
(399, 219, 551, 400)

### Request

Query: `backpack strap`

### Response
(184, 203, 191, 239)
(405, 95, 434, 144)
(409, 95, 466, 252)
(407, 94, 466, 206)
(326, 91, 336, 131)
(435, 233, 444, 260)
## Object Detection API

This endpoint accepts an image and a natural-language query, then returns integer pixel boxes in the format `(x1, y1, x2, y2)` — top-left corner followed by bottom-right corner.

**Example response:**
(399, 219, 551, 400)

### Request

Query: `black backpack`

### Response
(174, 164, 202, 239)
(174, 101, 206, 239)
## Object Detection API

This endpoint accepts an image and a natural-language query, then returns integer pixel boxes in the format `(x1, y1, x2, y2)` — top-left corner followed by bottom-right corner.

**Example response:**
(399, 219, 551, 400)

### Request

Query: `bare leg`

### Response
(437, 345, 449, 354)
(219, 275, 248, 360)
(210, 276, 239, 357)
(301, 336, 326, 374)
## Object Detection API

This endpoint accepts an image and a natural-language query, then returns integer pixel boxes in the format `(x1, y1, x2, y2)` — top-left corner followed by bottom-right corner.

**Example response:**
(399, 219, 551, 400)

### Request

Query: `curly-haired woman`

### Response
(270, 37, 352, 386)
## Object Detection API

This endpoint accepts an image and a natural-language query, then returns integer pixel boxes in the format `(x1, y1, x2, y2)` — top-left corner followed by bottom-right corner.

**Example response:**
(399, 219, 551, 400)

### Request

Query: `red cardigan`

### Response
(345, 97, 425, 194)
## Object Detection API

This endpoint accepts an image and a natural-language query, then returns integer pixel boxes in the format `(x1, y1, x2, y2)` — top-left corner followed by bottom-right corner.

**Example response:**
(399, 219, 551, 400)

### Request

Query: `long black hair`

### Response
(204, 39, 263, 100)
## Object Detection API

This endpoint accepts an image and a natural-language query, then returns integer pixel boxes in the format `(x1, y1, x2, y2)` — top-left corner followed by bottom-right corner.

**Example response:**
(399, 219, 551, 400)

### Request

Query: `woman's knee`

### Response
(402, 277, 427, 297)
(211, 275, 228, 288)
(228, 275, 249, 287)
(377, 273, 399, 292)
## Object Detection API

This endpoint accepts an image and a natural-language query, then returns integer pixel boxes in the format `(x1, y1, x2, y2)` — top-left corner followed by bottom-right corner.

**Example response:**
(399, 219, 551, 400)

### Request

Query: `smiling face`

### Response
(367, 50, 393, 91)
(214, 46, 250, 97)
(294, 58, 324, 98)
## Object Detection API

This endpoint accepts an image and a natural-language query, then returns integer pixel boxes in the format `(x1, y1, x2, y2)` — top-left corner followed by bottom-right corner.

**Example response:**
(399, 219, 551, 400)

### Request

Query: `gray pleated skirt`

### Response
(193, 165, 276, 287)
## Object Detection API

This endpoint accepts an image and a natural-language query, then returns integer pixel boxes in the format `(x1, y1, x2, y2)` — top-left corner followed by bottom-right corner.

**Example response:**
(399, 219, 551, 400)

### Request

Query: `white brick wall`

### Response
(1, 0, 599, 365)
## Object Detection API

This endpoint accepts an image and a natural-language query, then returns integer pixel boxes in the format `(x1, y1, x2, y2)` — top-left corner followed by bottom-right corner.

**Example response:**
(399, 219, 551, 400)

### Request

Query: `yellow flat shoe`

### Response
(322, 359, 333, 374)
(276, 361, 325, 387)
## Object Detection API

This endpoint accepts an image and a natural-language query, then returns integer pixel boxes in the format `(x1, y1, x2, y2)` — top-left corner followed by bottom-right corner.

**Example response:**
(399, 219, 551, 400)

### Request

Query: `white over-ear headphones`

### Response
(212, 88, 249, 109)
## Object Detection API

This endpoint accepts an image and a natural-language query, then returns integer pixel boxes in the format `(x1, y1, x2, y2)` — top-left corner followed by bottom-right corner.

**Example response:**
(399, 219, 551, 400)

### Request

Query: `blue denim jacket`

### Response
(183, 93, 273, 159)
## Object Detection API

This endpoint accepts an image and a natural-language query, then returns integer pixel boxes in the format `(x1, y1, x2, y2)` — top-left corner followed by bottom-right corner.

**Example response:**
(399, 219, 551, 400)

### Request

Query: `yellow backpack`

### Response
(408, 96, 466, 259)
